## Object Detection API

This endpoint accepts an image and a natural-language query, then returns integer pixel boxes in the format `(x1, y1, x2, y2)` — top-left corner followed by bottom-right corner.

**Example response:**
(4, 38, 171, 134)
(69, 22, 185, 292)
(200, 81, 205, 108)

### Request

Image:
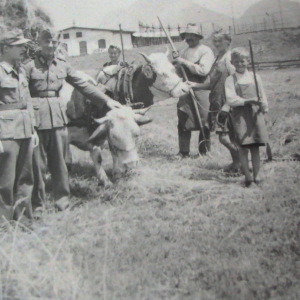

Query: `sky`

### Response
(36, 0, 299, 30)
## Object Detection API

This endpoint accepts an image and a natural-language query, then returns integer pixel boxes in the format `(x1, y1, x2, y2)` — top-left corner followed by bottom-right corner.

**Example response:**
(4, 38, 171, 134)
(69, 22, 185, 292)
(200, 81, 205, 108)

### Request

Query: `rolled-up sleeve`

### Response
(225, 76, 246, 107)
(65, 64, 110, 108)
(184, 49, 215, 76)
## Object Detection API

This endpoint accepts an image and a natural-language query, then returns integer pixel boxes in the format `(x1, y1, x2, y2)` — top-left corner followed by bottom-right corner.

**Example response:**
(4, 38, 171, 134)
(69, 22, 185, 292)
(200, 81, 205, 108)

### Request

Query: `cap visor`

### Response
(10, 38, 31, 45)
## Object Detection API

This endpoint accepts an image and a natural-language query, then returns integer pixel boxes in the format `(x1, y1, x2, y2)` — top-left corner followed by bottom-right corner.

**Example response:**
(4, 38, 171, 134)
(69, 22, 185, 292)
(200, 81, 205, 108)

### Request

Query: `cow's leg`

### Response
(89, 146, 112, 187)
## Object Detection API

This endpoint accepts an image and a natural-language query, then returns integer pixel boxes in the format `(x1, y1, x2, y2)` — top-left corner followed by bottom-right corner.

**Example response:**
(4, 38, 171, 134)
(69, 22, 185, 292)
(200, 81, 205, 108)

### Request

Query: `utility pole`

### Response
(230, 0, 236, 35)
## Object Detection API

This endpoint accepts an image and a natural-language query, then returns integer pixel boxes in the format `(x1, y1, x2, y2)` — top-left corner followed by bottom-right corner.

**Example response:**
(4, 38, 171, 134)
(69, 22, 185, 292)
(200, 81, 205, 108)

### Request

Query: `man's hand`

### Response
(185, 81, 198, 88)
(106, 99, 122, 110)
(245, 99, 261, 106)
(0, 140, 4, 154)
(174, 57, 186, 65)
(172, 51, 179, 59)
(32, 130, 39, 148)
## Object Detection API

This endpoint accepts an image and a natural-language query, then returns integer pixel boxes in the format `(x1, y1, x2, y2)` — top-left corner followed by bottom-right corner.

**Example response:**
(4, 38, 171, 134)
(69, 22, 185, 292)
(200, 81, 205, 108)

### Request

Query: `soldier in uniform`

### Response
(23, 29, 122, 213)
(0, 29, 38, 227)
(174, 24, 215, 157)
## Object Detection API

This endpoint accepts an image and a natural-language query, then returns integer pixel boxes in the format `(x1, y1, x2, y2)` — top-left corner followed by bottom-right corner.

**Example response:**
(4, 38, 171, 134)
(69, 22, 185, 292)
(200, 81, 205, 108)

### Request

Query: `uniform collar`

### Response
(37, 52, 58, 66)
(0, 61, 19, 75)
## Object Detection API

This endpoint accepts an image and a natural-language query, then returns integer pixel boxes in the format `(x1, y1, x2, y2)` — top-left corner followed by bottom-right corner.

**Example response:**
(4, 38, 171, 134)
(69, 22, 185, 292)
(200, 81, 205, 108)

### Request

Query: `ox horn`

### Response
(165, 45, 170, 57)
(94, 116, 110, 124)
(133, 106, 152, 115)
(139, 52, 152, 64)
(134, 114, 152, 126)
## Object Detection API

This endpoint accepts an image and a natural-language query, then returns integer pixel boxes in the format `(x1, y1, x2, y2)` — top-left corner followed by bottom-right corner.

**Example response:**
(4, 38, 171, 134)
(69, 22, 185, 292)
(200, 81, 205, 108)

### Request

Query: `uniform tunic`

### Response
(0, 62, 35, 222)
(23, 53, 109, 208)
(225, 70, 269, 146)
(176, 43, 215, 154)
(208, 51, 235, 132)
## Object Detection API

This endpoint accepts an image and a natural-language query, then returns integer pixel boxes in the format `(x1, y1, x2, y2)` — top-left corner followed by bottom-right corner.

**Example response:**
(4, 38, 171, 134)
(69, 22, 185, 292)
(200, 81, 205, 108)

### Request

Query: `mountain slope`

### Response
(99, 0, 232, 34)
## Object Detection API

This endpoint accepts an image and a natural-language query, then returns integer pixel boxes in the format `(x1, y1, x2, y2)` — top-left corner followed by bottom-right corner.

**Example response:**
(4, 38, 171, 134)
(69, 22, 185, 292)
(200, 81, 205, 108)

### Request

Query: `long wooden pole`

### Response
(157, 16, 208, 152)
(249, 39, 272, 161)
(119, 24, 125, 62)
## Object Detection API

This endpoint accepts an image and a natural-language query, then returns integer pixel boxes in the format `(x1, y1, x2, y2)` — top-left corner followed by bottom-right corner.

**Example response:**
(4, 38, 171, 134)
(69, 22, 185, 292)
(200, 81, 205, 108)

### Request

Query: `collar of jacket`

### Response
(37, 52, 58, 66)
(0, 61, 20, 76)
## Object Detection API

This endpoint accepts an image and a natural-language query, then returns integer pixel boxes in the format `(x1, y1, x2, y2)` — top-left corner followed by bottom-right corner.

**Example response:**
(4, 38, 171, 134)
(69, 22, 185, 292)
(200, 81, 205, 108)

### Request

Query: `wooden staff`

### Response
(157, 16, 208, 153)
(249, 39, 272, 161)
(119, 24, 125, 62)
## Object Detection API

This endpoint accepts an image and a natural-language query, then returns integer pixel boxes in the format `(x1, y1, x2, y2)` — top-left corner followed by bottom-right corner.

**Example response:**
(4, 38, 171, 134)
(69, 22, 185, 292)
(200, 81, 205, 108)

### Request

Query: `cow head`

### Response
(139, 49, 190, 100)
(88, 106, 151, 176)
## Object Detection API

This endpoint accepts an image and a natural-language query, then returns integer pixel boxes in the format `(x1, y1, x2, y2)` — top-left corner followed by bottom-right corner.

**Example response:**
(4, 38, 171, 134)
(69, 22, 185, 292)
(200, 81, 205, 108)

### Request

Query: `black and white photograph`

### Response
(0, 0, 300, 299)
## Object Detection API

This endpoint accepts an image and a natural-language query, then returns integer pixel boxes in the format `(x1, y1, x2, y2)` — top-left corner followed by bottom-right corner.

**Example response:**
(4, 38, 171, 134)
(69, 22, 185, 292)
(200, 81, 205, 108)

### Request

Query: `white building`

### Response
(59, 26, 134, 57)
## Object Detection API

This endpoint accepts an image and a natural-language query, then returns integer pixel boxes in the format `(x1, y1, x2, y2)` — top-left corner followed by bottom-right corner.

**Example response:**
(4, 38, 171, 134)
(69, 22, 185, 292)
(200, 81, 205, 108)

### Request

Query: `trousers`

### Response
(0, 138, 33, 222)
(32, 127, 70, 209)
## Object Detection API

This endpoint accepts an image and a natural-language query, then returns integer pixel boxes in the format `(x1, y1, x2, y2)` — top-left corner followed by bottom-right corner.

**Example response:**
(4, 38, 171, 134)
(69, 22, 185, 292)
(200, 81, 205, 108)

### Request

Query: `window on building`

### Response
(76, 32, 83, 38)
(98, 39, 106, 49)
(63, 33, 70, 39)
(79, 41, 87, 55)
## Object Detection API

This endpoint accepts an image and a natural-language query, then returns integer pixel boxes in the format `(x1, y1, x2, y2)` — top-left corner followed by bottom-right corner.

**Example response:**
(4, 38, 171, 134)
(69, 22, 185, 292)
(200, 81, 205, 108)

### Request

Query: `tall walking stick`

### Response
(119, 24, 125, 63)
(157, 17, 208, 153)
(249, 39, 272, 161)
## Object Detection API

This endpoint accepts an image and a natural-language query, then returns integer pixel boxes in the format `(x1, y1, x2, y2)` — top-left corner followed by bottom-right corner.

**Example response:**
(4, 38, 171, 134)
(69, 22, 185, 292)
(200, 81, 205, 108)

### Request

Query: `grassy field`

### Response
(1, 32, 300, 300)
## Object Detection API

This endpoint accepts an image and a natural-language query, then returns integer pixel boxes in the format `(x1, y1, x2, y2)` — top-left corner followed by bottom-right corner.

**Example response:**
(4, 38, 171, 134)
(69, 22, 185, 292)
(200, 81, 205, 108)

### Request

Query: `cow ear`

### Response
(142, 64, 153, 79)
(87, 122, 108, 143)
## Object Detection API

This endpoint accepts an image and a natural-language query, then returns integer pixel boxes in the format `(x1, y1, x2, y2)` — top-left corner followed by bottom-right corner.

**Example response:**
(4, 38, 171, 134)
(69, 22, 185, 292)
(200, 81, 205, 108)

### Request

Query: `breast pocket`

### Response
(0, 80, 18, 103)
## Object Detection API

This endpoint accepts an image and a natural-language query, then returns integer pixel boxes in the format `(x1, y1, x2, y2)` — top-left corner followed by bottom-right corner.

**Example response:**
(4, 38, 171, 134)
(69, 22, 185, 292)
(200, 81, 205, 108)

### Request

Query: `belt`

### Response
(0, 102, 27, 111)
(32, 91, 58, 98)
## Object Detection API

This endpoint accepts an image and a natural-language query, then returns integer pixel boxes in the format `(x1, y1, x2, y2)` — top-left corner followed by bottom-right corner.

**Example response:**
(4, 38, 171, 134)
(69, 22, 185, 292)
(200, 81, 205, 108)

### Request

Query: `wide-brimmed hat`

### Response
(39, 28, 60, 42)
(0, 29, 30, 45)
(180, 24, 203, 40)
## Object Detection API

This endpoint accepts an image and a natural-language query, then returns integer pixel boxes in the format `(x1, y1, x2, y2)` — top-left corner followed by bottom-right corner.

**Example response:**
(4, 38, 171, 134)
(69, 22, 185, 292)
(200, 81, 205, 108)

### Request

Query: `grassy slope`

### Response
(1, 32, 300, 300)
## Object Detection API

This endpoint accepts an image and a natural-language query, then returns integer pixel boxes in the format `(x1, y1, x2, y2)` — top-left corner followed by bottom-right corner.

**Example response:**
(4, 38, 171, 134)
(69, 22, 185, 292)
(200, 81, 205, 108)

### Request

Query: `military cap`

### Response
(39, 28, 60, 42)
(180, 24, 203, 40)
(0, 28, 30, 45)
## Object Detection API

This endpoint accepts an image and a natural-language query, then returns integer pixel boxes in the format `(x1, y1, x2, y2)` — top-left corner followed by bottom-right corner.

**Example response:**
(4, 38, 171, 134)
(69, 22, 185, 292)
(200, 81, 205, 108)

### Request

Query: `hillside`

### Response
(98, 0, 231, 33)
(240, 0, 300, 27)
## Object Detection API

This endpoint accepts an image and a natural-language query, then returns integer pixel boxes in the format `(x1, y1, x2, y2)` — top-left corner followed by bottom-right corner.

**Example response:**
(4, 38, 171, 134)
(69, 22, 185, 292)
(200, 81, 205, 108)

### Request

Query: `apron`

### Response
(231, 74, 268, 146)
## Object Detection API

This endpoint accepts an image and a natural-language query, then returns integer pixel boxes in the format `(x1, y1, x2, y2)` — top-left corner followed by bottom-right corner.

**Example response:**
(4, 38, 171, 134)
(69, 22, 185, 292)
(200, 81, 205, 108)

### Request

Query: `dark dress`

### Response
(231, 74, 268, 146)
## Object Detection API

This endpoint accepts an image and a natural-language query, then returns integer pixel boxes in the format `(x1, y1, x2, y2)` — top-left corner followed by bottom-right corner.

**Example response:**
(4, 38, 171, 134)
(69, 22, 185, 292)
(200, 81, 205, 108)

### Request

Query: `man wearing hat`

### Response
(0, 29, 38, 227)
(174, 24, 215, 157)
(23, 28, 122, 212)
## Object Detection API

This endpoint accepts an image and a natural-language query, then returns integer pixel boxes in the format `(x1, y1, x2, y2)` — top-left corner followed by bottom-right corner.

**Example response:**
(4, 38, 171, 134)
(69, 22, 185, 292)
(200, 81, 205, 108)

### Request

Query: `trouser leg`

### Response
(47, 127, 70, 202)
(198, 126, 211, 155)
(14, 138, 34, 220)
(32, 130, 48, 210)
(0, 140, 18, 222)
(178, 122, 191, 155)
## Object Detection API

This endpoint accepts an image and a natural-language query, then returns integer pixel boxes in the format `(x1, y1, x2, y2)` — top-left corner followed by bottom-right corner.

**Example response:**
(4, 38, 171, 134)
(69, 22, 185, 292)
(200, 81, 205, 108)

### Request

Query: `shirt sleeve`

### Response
(184, 48, 215, 76)
(257, 74, 269, 113)
(65, 63, 111, 108)
(225, 75, 246, 107)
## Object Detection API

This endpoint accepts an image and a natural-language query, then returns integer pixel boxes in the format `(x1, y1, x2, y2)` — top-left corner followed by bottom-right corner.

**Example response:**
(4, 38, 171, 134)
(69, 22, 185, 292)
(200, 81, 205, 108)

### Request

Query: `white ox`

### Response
(60, 51, 190, 186)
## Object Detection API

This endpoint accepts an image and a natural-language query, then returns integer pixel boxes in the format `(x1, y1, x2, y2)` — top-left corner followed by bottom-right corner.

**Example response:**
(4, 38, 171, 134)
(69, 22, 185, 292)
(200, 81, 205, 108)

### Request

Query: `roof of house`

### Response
(60, 26, 135, 34)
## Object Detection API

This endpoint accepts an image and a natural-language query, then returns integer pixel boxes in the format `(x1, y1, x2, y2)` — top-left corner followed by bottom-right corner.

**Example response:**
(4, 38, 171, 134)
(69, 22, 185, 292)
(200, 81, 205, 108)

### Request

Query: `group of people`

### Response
(173, 24, 269, 188)
(0, 28, 121, 227)
(0, 23, 269, 228)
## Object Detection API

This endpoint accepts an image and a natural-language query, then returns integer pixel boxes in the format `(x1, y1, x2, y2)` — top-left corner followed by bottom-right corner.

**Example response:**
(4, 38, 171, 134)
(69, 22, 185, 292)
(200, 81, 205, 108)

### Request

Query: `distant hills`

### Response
(99, 0, 232, 35)
(240, 0, 300, 27)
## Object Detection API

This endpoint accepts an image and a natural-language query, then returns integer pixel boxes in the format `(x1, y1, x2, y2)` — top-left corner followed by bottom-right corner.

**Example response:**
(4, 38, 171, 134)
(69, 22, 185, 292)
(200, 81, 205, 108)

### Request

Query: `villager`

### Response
(23, 28, 122, 213)
(0, 29, 38, 227)
(174, 24, 215, 157)
(225, 47, 269, 187)
(187, 30, 240, 173)
(103, 45, 127, 68)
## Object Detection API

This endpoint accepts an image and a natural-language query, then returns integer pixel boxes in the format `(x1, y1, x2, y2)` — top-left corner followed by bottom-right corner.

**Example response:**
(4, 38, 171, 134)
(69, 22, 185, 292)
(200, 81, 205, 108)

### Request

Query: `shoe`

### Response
(245, 180, 253, 188)
(55, 198, 70, 211)
(254, 179, 263, 186)
(222, 163, 240, 174)
(33, 207, 45, 220)
(175, 152, 190, 160)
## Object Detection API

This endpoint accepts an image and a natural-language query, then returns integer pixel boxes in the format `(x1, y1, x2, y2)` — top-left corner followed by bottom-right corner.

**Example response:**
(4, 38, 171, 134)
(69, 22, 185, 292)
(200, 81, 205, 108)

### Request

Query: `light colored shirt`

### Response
(180, 43, 215, 76)
(225, 70, 268, 112)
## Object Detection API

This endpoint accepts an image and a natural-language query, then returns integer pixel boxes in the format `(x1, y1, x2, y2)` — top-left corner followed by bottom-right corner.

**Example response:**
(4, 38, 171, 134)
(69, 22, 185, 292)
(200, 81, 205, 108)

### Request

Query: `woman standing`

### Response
(188, 31, 240, 173)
